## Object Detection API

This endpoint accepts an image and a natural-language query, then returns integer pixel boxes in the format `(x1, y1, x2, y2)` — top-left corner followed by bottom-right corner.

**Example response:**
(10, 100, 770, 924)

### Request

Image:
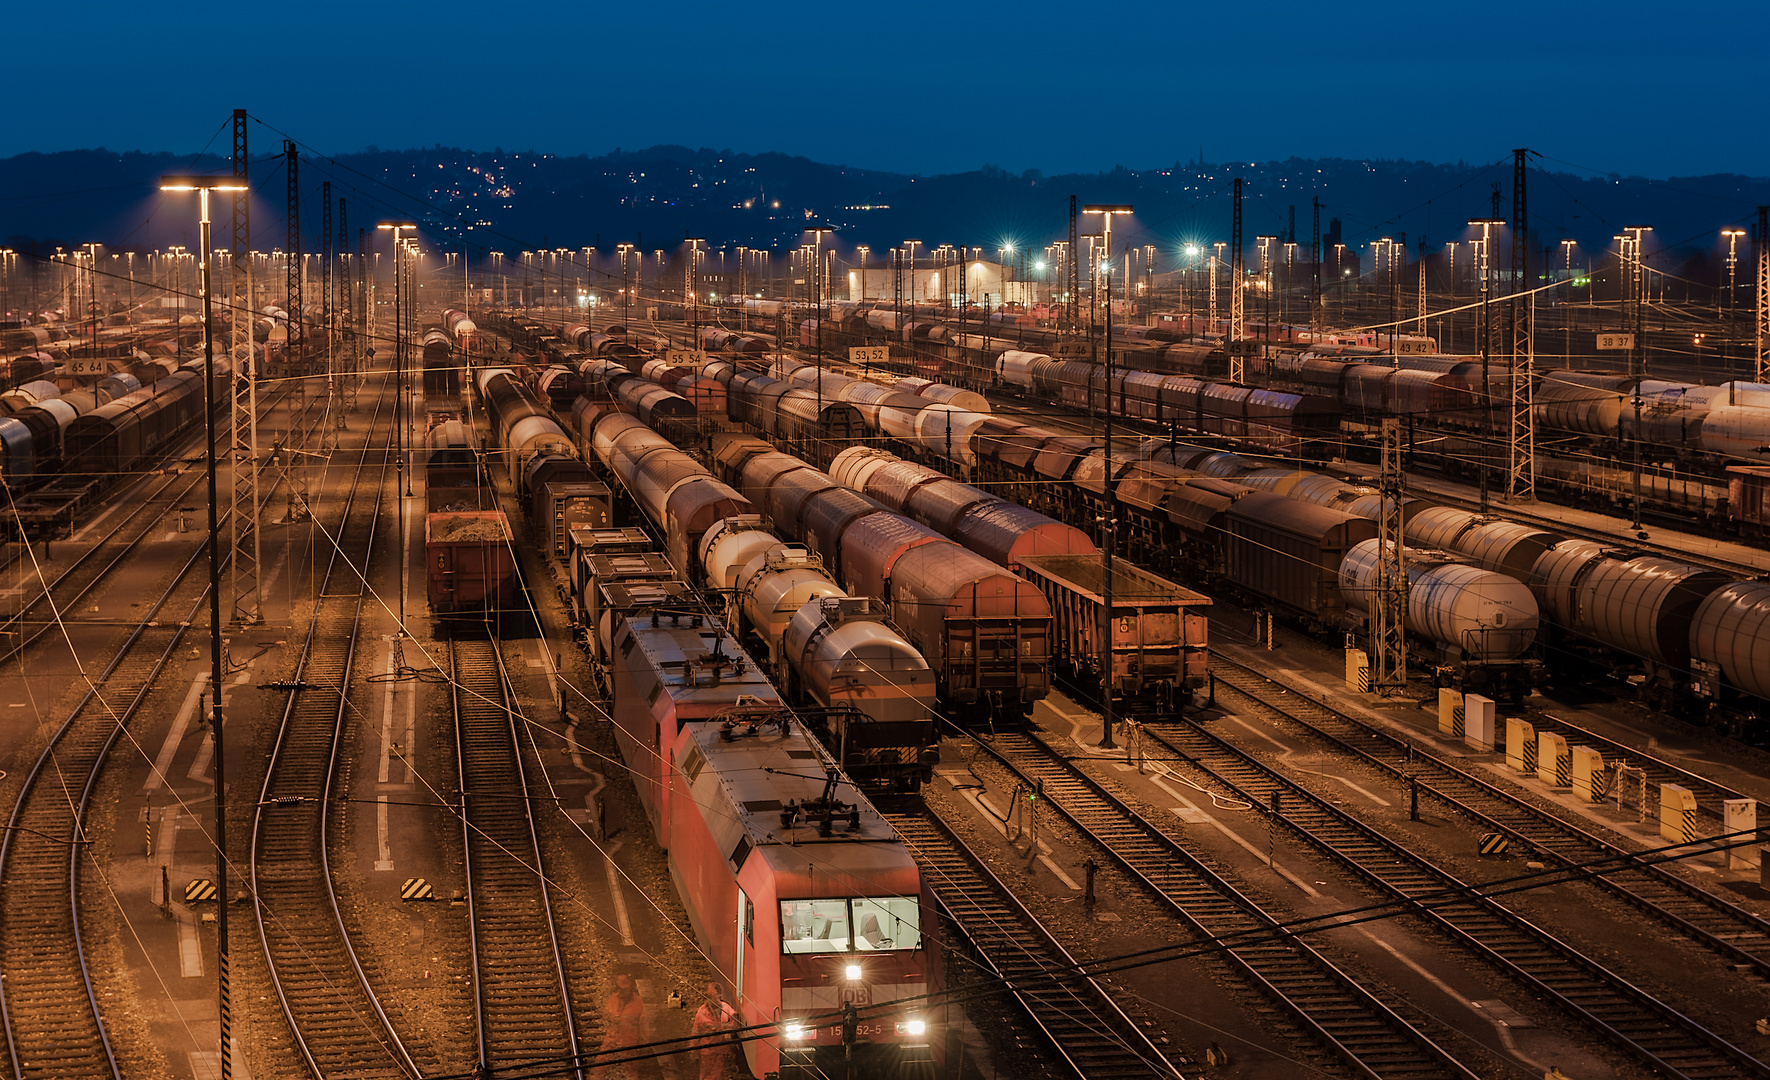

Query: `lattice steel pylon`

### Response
(284, 141, 303, 356)
(1417, 240, 1426, 334)
(1758, 206, 1769, 383)
(1229, 178, 1246, 383)
(229, 109, 261, 625)
(320, 182, 335, 454)
(1507, 149, 1536, 502)
(1311, 197, 1322, 329)
(1067, 195, 1079, 330)
(1372, 418, 1408, 693)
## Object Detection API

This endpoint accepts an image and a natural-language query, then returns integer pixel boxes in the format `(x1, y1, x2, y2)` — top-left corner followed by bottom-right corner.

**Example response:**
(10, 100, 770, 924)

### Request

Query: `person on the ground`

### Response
(690, 981, 738, 1080)
(592, 973, 647, 1079)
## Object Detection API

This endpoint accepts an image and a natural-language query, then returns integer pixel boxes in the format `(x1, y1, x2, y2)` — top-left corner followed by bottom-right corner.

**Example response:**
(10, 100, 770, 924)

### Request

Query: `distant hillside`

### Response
(4, 145, 1766, 272)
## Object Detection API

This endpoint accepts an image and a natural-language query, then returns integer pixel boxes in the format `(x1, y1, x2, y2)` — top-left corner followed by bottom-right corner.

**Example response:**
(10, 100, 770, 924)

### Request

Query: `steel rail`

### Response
(0, 383, 301, 666)
(969, 731, 1479, 1080)
(884, 810, 1186, 1080)
(1171, 659, 1770, 1078)
(1206, 655, 1770, 979)
(450, 637, 583, 1078)
(250, 378, 420, 1079)
(0, 381, 318, 1080)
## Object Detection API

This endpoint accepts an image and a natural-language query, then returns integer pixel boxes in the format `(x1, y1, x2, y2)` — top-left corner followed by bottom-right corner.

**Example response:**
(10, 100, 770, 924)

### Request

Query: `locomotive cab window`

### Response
(852, 897, 920, 951)
(780, 899, 850, 953)
(779, 897, 921, 954)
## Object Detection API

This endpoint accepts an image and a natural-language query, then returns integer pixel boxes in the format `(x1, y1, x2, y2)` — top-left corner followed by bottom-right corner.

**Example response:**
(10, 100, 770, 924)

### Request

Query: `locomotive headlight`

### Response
(895, 1018, 927, 1037)
(845, 963, 863, 982)
(784, 1022, 807, 1041)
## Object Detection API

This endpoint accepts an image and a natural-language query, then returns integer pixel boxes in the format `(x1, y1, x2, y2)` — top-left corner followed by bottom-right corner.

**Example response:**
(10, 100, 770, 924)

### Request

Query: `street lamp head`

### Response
(1082, 204, 1134, 215)
(377, 221, 418, 230)
(160, 175, 247, 192)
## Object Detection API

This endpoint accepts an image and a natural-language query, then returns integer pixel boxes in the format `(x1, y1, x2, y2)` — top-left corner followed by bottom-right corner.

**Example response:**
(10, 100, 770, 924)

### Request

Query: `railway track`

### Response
(0, 383, 321, 1080)
(448, 637, 583, 1077)
(0, 511, 222, 1080)
(1165, 657, 1770, 1078)
(883, 810, 1185, 1080)
(250, 381, 425, 1079)
(1205, 655, 1770, 980)
(970, 732, 1480, 1080)
(0, 382, 303, 665)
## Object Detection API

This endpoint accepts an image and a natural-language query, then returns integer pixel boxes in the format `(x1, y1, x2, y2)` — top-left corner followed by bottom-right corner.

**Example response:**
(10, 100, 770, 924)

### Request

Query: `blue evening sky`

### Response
(5, 0, 1763, 180)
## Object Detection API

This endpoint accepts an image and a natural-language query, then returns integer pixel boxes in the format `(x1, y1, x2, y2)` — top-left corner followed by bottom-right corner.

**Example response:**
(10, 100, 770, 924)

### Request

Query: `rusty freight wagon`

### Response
(1017, 553, 1211, 707)
(425, 510, 520, 625)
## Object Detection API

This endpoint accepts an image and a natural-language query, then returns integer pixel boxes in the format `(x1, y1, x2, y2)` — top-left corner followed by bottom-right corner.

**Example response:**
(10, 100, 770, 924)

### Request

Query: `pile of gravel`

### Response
(430, 515, 508, 543)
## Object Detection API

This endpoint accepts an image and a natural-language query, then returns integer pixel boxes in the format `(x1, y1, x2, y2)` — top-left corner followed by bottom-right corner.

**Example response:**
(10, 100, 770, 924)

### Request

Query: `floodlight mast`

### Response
(1083, 204, 1132, 749)
(159, 172, 248, 1080)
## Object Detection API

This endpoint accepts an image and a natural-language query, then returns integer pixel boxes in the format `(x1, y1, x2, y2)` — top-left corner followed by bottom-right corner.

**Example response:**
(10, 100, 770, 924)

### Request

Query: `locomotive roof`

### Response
(678, 716, 900, 855)
(616, 614, 781, 716)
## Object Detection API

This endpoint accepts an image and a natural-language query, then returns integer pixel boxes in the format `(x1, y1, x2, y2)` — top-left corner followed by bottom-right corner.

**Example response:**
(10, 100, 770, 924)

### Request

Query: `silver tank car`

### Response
(1690, 581, 1770, 702)
(1340, 540, 1540, 662)
(700, 516, 781, 591)
(1528, 539, 1607, 626)
(783, 594, 935, 728)
(1571, 554, 1729, 669)
(736, 543, 844, 667)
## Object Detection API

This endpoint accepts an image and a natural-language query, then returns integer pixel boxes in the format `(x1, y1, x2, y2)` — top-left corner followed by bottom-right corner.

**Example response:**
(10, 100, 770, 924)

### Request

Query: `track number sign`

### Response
(848, 346, 889, 364)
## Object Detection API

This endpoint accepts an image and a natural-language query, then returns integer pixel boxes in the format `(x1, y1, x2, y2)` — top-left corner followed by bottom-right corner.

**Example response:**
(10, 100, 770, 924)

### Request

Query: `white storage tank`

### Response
(828, 447, 896, 492)
(1458, 520, 1564, 583)
(996, 350, 1048, 389)
(1528, 539, 1607, 626)
(1403, 506, 1481, 551)
(913, 404, 990, 466)
(842, 382, 922, 440)
(1572, 554, 1728, 668)
(1694, 384, 1770, 456)
(1288, 475, 1370, 510)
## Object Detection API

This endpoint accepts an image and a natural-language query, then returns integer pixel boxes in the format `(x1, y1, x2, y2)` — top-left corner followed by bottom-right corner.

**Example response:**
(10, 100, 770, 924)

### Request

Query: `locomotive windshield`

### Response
(780, 897, 921, 954)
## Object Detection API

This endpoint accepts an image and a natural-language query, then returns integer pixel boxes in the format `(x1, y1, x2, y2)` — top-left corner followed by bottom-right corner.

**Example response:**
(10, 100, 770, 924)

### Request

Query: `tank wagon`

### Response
(474, 367, 581, 502)
(707, 433, 1052, 724)
(700, 529, 938, 793)
(567, 409, 940, 782)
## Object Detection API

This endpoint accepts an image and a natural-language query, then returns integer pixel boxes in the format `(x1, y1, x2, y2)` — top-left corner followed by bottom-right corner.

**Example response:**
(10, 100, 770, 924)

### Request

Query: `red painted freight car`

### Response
(425, 510, 519, 620)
